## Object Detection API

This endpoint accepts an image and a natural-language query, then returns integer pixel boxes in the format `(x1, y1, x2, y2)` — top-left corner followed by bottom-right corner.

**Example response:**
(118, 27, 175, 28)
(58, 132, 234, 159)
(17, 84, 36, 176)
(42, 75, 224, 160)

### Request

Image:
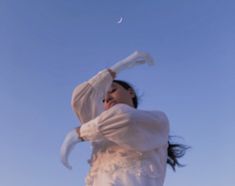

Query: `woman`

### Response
(61, 51, 188, 186)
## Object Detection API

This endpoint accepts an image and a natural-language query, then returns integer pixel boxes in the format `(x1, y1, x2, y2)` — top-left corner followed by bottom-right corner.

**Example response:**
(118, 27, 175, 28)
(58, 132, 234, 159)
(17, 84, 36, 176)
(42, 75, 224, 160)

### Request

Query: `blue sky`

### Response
(0, 0, 234, 185)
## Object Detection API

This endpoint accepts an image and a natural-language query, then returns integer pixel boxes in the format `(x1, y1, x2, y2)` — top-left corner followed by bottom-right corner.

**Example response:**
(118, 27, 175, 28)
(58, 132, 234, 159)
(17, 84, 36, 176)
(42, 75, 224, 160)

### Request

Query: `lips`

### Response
(108, 100, 117, 108)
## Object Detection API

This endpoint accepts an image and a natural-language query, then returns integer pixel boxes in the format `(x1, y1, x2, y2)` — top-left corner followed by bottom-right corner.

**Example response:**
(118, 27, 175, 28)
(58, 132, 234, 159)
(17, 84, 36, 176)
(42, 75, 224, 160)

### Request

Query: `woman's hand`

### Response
(110, 51, 154, 74)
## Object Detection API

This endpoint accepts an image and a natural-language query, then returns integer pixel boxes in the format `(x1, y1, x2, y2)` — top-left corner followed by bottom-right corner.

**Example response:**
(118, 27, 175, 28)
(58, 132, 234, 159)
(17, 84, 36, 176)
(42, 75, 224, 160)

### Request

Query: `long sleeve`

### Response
(80, 104, 169, 152)
(71, 69, 113, 124)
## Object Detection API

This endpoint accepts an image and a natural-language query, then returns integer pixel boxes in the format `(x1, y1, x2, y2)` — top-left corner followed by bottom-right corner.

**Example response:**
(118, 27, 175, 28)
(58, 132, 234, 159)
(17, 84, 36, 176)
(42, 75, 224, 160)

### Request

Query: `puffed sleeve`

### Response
(71, 69, 113, 124)
(80, 104, 169, 151)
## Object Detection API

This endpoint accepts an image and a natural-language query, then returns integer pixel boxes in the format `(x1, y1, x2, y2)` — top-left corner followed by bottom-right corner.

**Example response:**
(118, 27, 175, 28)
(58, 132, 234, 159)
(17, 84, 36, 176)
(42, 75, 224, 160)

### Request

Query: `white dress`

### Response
(71, 69, 169, 186)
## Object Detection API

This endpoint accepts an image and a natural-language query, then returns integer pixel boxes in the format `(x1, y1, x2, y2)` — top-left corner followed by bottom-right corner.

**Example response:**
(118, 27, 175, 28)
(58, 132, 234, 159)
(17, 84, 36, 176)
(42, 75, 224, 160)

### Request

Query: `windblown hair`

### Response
(167, 138, 190, 171)
(113, 79, 189, 171)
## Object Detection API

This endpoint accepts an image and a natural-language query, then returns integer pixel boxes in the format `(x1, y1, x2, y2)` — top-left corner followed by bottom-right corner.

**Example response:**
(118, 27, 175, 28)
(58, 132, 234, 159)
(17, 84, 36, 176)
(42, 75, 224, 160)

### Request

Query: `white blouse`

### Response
(71, 69, 169, 186)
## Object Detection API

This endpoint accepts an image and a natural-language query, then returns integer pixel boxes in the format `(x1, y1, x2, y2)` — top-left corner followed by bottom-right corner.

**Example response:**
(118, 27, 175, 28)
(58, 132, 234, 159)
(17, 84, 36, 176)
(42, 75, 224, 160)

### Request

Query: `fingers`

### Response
(110, 51, 155, 74)
(143, 54, 154, 66)
(145, 54, 155, 65)
(134, 52, 155, 66)
(132, 51, 155, 65)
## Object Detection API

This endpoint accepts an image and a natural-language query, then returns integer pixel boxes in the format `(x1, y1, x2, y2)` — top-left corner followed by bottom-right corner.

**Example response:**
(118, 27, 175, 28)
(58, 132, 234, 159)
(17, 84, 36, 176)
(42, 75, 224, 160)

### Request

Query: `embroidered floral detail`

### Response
(85, 142, 161, 186)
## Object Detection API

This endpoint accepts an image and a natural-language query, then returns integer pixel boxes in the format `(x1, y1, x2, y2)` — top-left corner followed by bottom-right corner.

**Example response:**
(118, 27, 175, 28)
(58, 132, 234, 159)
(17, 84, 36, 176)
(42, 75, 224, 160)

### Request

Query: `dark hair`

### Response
(167, 138, 190, 171)
(113, 80, 138, 108)
(113, 79, 189, 171)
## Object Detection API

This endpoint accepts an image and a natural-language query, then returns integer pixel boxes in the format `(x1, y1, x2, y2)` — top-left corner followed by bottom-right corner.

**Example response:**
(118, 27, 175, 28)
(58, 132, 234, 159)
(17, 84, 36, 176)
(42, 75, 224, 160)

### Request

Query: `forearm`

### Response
(79, 116, 104, 141)
(80, 105, 169, 151)
(71, 69, 114, 123)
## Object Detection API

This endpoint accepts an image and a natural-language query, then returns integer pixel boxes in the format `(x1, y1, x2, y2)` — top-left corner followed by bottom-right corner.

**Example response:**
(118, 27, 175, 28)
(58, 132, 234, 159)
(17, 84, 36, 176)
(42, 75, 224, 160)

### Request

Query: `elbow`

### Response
(71, 96, 79, 110)
(70, 83, 88, 110)
(71, 92, 80, 112)
(98, 112, 132, 137)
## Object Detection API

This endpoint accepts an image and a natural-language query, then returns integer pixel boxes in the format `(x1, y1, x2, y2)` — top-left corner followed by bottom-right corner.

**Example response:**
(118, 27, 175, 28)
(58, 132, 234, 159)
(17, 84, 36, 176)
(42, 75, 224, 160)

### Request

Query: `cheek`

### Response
(103, 105, 108, 110)
(113, 91, 125, 100)
(115, 92, 130, 102)
(103, 102, 109, 110)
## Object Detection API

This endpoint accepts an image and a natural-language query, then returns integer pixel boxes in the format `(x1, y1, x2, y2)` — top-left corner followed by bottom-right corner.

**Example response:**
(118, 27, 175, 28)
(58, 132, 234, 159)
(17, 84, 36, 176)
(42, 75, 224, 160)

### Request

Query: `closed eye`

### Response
(102, 88, 117, 103)
(109, 88, 117, 93)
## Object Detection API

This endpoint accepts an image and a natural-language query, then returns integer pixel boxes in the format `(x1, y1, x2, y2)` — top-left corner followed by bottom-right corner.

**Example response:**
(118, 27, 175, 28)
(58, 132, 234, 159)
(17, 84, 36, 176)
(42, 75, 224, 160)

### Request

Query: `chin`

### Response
(105, 102, 117, 110)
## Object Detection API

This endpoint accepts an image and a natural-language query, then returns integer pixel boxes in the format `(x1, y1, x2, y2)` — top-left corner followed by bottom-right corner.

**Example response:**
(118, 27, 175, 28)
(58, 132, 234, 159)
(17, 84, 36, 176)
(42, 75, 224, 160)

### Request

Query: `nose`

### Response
(103, 93, 113, 103)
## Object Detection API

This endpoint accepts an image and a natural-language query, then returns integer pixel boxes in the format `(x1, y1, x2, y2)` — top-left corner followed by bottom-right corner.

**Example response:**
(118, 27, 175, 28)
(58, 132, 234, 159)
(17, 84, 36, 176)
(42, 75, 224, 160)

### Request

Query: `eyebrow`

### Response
(109, 84, 117, 90)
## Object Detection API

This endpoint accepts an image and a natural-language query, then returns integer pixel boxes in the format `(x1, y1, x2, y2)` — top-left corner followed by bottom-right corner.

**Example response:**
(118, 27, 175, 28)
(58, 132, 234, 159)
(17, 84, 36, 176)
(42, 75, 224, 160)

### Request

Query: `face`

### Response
(103, 82, 135, 110)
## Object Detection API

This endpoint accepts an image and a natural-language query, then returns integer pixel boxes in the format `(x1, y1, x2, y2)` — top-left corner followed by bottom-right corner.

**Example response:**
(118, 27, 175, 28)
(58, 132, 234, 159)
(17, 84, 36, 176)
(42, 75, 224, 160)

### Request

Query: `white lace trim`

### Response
(85, 145, 161, 186)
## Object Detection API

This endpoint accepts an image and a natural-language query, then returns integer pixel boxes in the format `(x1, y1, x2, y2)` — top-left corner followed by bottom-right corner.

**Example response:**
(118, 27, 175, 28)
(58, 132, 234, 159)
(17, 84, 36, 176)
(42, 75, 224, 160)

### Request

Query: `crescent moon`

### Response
(117, 17, 123, 24)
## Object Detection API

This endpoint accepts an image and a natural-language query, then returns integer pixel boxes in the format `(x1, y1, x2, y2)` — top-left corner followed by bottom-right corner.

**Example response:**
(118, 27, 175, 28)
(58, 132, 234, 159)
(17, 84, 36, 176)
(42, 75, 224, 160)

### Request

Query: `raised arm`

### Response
(80, 104, 169, 152)
(71, 51, 154, 124)
(61, 51, 155, 169)
(71, 69, 114, 124)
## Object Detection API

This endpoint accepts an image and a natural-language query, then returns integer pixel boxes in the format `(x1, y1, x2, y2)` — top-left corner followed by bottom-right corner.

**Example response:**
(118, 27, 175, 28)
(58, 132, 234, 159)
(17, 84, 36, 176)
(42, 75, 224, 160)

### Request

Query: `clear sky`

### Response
(0, 0, 234, 186)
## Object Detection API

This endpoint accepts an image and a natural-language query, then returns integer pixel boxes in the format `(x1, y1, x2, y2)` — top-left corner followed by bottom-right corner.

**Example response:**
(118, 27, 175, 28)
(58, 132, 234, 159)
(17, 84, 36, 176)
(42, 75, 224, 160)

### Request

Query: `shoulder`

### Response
(104, 103, 135, 113)
(111, 104, 169, 118)
(150, 110, 169, 120)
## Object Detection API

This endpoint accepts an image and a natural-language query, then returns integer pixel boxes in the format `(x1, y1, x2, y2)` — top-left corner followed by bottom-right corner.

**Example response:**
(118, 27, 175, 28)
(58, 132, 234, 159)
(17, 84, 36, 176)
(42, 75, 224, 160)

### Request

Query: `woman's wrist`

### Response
(107, 68, 116, 79)
(76, 127, 85, 141)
